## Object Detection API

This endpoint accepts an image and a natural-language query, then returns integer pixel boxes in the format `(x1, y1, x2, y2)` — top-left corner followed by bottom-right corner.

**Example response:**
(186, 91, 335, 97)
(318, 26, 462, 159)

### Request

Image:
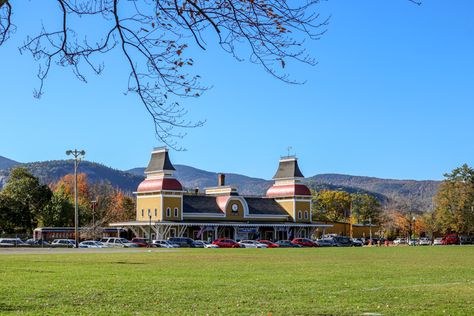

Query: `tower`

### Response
(266, 156, 312, 223)
(135, 147, 183, 221)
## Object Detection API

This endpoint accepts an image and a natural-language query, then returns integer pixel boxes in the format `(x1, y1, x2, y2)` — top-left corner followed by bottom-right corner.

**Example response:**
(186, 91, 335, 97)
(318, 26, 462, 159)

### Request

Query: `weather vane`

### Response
(286, 146, 293, 157)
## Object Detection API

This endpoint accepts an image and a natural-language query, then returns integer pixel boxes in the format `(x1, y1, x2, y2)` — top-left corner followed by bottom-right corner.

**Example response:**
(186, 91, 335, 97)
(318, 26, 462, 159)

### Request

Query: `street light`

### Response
(148, 209, 152, 247)
(66, 149, 85, 248)
(91, 199, 97, 240)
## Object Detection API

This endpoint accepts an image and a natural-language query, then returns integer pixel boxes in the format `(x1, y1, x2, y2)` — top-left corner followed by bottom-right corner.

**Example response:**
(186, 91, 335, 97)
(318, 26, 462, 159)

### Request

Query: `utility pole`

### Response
(66, 149, 85, 248)
(148, 209, 152, 247)
(91, 199, 97, 240)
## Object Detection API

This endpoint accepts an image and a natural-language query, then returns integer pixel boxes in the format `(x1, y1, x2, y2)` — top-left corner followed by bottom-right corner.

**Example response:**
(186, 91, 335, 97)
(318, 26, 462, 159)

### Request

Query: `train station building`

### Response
(109, 148, 376, 241)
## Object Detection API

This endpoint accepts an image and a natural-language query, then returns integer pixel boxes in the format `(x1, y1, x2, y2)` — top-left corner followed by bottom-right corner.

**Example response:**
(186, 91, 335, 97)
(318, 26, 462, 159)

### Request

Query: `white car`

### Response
(238, 240, 268, 248)
(79, 240, 104, 248)
(51, 239, 76, 247)
(433, 237, 444, 245)
(418, 237, 432, 246)
(193, 240, 219, 248)
(0, 238, 27, 246)
(393, 238, 407, 245)
(100, 237, 138, 248)
(152, 240, 179, 248)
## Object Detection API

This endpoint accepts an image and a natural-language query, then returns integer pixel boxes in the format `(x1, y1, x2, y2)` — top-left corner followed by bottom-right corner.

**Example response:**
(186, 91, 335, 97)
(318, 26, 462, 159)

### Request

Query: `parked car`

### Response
(332, 236, 353, 247)
(100, 237, 138, 248)
(275, 240, 302, 248)
(291, 238, 318, 247)
(408, 239, 419, 246)
(315, 238, 336, 247)
(79, 240, 104, 248)
(212, 238, 241, 248)
(238, 240, 268, 248)
(51, 239, 76, 247)
(350, 238, 364, 247)
(442, 234, 459, 245)
(25, 239, 50, 246)
(0, 238, 27, 247)
(192, 240, 207, 248)
(257, 240, 279, 248)
(168, 237, 195, 248)
(393, 238, 407, 245)
(152, 240, 179, 248)
(192, 240, 219, 248)
(418, 237, 432, 246)
(433, 237, 444, 245)
(459, 235, 473, 245)
(131, 238, 153, 247)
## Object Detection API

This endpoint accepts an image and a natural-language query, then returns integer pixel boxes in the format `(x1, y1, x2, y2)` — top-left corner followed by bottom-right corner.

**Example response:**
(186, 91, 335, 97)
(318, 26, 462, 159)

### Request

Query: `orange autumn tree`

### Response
(105, 191, 135, 223)
(52, 173, 92, 209)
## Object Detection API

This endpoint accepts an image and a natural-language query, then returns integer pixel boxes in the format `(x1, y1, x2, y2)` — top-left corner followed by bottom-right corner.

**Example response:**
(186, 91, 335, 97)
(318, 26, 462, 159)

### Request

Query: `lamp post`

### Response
(66, 149, 85, 248)
(148, 209, 152, 247)
(369, 217, 372, 240)
(91, 199, 97, 240)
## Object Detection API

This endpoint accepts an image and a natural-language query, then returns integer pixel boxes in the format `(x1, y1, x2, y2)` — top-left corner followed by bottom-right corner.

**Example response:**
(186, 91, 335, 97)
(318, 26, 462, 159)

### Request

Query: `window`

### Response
(174, 208, 178, 217)
(141, 209, 144, 217)
(298, 211, 302, 219)
(166, 207, 171, 217)
(147, 209, 151, 217)
(154, 208, 157, 217)
(304, 211, 308, 219)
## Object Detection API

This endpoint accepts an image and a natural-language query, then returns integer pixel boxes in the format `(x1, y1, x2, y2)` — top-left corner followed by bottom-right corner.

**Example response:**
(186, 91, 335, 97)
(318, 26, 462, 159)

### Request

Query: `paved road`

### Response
(0, 248, 178, 255)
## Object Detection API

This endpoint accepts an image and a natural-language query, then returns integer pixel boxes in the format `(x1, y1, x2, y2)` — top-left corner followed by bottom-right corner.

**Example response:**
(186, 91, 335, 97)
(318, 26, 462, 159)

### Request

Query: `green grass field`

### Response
(1, 247, 473, 315)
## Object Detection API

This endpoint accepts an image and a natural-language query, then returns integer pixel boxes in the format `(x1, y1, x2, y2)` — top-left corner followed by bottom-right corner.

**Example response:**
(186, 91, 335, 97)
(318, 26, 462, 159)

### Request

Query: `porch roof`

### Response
(109, 221, 333, 228)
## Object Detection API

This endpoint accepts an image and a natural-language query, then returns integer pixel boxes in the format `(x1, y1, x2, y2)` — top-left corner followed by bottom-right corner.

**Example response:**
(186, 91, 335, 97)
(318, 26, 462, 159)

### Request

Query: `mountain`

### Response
(0, 155, 440, 210)
(0, 155, 20, 170)
(0, 160, 144, 192)
(306, 174, 440, 210)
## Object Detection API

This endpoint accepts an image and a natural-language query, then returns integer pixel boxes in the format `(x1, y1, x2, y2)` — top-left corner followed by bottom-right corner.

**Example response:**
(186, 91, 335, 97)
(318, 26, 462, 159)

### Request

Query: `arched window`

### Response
(298, 210, 302, 219)
(141, 209, 144, 217)
(154, 208, 157, 217)
(174, 208, 178, 217)
(304, 211, 308, 219)
(166, 208, 171, 217)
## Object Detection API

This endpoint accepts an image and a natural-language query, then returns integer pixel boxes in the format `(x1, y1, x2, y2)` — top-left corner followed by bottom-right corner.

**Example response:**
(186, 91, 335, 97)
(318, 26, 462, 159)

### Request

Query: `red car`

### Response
(131, 238, 152, 247)
(257, 240, 280, 248)
(212, 238, 241, 248)
(442, 234, 459, 245)
(291, 238, 318, 247)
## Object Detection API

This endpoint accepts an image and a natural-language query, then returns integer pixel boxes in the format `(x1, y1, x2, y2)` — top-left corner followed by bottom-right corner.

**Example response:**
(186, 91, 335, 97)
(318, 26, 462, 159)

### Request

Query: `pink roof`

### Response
(137, 178, 183, 192)
(266, 184, 311, 197)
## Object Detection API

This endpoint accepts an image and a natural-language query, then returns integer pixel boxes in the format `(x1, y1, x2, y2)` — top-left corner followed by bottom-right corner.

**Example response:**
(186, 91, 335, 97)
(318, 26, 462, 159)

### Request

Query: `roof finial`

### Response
(286, 146, 293, 158)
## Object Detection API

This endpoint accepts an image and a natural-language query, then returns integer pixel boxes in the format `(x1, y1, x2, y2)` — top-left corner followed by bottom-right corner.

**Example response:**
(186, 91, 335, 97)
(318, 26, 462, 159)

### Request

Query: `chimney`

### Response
(218, 173, 225, 187)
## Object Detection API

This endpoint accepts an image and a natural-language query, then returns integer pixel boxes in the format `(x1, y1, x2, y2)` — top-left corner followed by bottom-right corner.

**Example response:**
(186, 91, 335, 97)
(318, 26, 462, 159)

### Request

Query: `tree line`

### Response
(0, 167, 135, 235)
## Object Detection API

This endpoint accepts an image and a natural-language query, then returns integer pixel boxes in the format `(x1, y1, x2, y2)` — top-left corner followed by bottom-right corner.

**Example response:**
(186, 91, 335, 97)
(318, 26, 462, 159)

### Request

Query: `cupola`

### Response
(137, 147, 183, 192)
(266, 156, 311, 198)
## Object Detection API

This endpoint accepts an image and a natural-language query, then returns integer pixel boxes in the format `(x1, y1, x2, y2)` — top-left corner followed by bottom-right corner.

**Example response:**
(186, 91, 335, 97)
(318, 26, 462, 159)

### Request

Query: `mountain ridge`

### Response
(0, 155, 440, 210)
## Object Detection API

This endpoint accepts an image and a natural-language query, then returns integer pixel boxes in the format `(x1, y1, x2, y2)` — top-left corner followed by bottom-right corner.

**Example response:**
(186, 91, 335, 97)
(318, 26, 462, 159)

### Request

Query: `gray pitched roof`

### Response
(272, 158, 304, 179)
(145, 149, 176, 173)
(183, 195, 223, 214)
(246, 197, 290, 216)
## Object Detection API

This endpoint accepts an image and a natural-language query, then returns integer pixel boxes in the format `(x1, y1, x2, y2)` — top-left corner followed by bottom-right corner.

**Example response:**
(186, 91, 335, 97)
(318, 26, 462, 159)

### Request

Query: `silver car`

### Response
(100, 237, 138, 248)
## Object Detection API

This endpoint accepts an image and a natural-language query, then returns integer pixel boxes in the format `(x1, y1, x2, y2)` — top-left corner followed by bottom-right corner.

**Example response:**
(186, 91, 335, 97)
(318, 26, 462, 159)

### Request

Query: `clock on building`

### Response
(231, 204, 239, 212)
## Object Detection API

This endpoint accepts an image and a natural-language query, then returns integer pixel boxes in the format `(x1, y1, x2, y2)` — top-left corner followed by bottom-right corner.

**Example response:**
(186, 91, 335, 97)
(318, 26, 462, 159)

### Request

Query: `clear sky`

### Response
(1, 0, 473, 181)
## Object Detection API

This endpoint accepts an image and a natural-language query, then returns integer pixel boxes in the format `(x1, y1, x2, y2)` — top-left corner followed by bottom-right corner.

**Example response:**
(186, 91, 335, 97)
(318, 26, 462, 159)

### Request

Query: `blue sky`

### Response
(1, 0, 473, 181)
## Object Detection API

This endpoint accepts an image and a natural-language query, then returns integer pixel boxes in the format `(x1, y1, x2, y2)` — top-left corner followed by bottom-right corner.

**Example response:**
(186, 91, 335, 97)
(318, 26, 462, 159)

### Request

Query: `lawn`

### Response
(0, 247, 473, 315)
